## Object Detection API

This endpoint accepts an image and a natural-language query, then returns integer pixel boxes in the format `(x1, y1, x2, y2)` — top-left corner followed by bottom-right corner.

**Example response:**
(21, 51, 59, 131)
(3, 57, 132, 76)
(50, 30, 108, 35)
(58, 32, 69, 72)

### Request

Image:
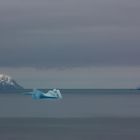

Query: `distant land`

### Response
(0, 74, 23, 91)
(0, 74, 139, 93)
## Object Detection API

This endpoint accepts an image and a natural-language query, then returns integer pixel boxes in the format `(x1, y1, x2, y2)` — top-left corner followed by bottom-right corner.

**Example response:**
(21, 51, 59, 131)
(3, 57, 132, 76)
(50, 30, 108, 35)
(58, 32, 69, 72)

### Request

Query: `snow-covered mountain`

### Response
(0, 74, 23, 90)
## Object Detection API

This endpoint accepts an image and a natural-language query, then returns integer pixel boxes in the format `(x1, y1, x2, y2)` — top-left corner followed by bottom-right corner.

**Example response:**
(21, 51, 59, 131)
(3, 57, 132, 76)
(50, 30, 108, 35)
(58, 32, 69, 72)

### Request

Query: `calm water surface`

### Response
(1, 89, 140, 140)
(0, 89, 140, 117)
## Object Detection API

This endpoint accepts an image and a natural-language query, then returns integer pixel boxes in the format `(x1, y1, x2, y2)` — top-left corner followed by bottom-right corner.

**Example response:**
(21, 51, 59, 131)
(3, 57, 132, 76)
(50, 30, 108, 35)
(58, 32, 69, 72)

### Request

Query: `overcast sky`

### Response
(0, 0, 140, 88)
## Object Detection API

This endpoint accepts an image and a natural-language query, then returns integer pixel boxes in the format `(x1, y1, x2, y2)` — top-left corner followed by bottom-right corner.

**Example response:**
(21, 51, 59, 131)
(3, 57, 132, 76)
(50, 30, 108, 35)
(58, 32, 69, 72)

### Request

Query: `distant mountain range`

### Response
(0, 74, 23, 90)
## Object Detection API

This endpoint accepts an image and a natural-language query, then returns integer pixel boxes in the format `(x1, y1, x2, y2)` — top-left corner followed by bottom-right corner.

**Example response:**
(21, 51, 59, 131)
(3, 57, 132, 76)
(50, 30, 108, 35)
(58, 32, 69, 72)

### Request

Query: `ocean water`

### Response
(0, 89, 140, 140)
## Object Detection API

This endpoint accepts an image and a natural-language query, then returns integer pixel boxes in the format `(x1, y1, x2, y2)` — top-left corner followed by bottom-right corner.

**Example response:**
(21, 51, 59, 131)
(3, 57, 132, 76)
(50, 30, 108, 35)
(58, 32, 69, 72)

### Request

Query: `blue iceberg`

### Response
(26, 89, 62, 100)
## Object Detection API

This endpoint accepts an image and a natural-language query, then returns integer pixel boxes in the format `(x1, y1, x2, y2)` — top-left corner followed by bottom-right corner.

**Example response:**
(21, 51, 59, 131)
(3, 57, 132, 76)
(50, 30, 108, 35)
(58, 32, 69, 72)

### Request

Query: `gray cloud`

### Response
(0, 0, 140, 68)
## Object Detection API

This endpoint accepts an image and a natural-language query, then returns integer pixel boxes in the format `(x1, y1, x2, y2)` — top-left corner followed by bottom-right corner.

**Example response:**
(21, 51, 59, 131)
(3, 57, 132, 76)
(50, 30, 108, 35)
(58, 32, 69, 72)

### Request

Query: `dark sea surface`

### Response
(0, 89, 140, 140)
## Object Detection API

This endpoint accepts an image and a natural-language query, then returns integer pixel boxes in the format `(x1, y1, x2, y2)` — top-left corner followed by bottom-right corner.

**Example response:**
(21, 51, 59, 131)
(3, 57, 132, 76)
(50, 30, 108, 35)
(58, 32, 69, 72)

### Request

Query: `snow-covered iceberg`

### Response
(27, 89, 62, 100)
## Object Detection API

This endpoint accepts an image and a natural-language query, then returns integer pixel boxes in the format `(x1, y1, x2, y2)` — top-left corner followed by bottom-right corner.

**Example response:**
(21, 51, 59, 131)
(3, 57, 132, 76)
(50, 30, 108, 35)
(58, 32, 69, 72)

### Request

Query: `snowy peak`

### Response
(0, 74, 23, 90)
(0, 74, 13, 85)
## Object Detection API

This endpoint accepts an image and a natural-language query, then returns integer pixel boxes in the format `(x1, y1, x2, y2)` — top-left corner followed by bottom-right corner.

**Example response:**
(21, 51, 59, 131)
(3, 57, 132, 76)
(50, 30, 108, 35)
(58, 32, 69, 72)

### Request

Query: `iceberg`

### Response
(26, 89, 62, 100)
